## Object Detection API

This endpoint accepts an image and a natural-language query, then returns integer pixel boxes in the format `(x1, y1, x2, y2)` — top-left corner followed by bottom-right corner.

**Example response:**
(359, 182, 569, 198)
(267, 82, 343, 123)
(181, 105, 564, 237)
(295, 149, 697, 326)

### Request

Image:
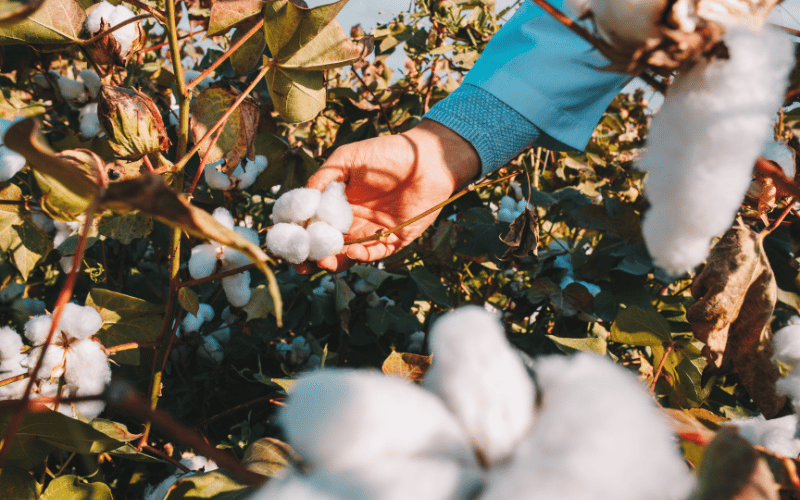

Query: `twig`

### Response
(650, 342, 674, 392)
(765, 197, 795, 234)
(187, 128, 222, 195)
(144, 28, 206, 53)
(142, 444, 192, 473)
(179, 263, 256, 288)
(193, 394, 283, 429)
(186, 19, 265, 93)
(106, 340, 160, 355)
(0, 373, 27, 388)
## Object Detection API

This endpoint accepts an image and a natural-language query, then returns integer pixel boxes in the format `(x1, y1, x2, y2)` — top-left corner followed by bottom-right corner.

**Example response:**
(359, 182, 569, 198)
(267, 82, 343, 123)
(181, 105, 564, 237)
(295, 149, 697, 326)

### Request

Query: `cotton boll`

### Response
(272, 188, 322, 225)
(59, 303, 103, 340)
(773, 324, 800, 365)
(181, 311, 205, 333)
(60, 255, 77, 273)
(497, 208, 516, 223)
(638, 26, 794, 276)
(266, 223, 310, 264)
(24, 315, 53, 346)
(198, 304, 215, 323)
(482, 353, 693, 500)
(183, 69, 213, 90)
(198, 335, 224, 363)
(0, 147, 26, 181)
(26, 345, 67, 381)
(188, 244, 219, 280)
(499, 196, 516, 212)
(233, 162, 261, 190)
(212, 207, 235, 230)
(31, 213, 54, 233)
(279, 369, 477, 471)
(221, 306, 237, 325)
(108, 4, 138, 54)
(589, 0, 667, 49)
(307, 221, 344, 261)
(56, 77, 88, 103)
(64, 339, 111, 394)
(253, 155, 268, 173)
(223, 226, 259, 268)
(85, 1, 115, 33)
(423, 306, 535, 465)
(565, 0, 590, 16)
(0, 327, 24, 364)
(222, 272, 251, 307)
(729, 414, 800, 458)
(78, 70, 101, 98)
(352, 278, 375, 294)
(762, 140, 796, 179)
(312, 182, 353, 233)
(204, 163, 232, 190)
(210, 327, 230, 344)
(0, 361, 27, 400)
(180, 453, 218, 472)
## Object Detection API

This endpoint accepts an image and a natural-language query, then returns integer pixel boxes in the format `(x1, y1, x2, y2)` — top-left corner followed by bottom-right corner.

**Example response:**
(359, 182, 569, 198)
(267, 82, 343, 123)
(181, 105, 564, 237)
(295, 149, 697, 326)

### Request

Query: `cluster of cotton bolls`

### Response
(0, 117, 27, 181)
(204, 156, 269, 191)
(144, 452, 218, 500)
(636, 25, 794, 275)
(32, 69, 104, 138)
(266, 183, 353, 264)
(496, 196, 531, 224)
(0, 303, 111, 420)
(544, 240, 601, 296)
(173, 303, 232, 364)
(276, 337, 320, 371)
(251, 306, 692, 500)
(85, 1, 140, 56)
(187, 208, 259, 308)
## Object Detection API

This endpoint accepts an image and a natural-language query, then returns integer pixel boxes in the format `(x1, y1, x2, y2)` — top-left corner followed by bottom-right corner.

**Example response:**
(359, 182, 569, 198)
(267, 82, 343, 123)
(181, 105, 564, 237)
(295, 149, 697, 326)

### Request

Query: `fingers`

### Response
(346, 240, 397, 263)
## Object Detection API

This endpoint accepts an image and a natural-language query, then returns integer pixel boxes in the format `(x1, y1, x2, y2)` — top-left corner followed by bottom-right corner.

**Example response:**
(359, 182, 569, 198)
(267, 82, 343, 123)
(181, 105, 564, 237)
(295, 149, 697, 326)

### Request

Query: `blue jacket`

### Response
(425, 0, 632, 177)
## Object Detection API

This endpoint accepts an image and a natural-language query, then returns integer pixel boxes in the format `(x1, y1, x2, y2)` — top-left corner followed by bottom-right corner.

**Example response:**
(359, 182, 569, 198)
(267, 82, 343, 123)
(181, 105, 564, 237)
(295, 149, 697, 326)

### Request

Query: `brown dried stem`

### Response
(185, 19, 265, 92)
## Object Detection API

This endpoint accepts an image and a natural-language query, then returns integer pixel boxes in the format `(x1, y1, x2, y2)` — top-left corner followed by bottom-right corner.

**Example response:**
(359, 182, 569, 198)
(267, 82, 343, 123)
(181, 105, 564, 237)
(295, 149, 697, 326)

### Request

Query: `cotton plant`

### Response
(187, 207, 259, 307)
(251, 307, 691, 500)
(545, 240, 601, 296)
(266, 183, 353, 264)
(0, 303, 112, 421)
(172, 303, 233, 365)
(497, 195, 531, 224)
(204, 156, 269, 191)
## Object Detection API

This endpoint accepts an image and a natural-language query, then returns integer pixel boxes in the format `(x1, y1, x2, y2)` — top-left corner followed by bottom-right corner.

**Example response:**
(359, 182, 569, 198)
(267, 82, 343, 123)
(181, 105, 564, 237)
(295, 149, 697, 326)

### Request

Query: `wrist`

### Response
(402, 119, 481, 190)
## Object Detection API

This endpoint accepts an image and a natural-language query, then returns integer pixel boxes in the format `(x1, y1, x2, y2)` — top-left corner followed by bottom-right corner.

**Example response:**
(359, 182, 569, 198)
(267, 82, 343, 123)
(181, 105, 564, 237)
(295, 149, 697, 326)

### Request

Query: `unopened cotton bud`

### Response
(97, 85, 169, 160)
(266, 223, 310, 264)
(312, 182, 353, 233)
(307, 221, 344, 261)
(272, 188, 322, 225)
(188, 243, 219, 280)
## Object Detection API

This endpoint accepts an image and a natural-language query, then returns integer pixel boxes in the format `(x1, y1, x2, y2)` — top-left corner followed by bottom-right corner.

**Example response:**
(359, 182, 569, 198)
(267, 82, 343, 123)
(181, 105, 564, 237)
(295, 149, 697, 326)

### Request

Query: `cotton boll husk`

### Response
(212, 207, 235, 230)
(313, 182, 353, 233)
(64, 339, 111, 393)
(85, 1, 115, 33)
(188, 243, 219, 279)
(773, 324, 800, 364)
(266, 223, 311, 264)
(279, 369, 476, 471)
(223, 227, 259, 268)
(307, 221, 345, 261)
(204, 163, 232, 190)
(589, 0, 667, 49)
(422, 306, 535, 465)
(482, 353, 692, 500)
(638, 26, 794, 276)
(0, 148, 26, 181)
(729, 414, 800, 458)
(272, 188, 322, 225)
(59, 303, 103, 340)
(252, 458, 484, 500)
(56, 77, 88, 103)
(198, 304, 215, 322)
(78, 70, 101, 98)
(24, 315, 53, 346)
(222, 272, 251, 307)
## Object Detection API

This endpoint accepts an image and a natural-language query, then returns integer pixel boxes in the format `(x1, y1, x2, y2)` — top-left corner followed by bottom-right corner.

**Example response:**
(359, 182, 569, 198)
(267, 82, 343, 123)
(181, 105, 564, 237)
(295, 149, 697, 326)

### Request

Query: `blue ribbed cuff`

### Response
(424, 84, 574, 178)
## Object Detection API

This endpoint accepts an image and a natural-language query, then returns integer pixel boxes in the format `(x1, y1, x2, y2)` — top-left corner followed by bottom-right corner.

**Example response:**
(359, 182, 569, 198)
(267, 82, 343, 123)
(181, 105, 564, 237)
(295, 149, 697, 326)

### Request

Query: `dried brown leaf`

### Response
(686, 220, 787, 418)
(500, 208, 539, 260)
(382, 350, 432, 383)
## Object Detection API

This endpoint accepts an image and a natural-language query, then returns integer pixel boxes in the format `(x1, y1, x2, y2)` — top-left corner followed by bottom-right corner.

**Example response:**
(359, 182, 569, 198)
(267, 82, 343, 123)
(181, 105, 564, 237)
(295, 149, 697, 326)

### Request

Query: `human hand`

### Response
(296, 119, 480, 273)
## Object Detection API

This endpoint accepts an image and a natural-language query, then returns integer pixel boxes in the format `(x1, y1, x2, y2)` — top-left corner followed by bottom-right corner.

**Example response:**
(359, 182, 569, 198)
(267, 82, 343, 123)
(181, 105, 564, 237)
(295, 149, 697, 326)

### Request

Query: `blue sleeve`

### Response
(424, 0, 632, 175)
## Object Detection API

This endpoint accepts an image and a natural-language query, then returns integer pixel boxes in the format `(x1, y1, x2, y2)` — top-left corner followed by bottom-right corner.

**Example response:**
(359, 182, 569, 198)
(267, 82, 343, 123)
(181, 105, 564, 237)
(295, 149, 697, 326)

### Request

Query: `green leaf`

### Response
(241, 286, 275, 321)
(207, 0, 261, 36)
(90, 419, 140, 443)
(41, 475, 112, 500)
(546, 335, 607, 355)
(263, 0, 349, 61)
(178, 288, 200, 317)
(349, 265, 397, 289)
(9, 218, 51, 280)
(166, 470, 253, 500)
(275, 21, 373, 70)
(85, 288, 164, 366)
(97, 211, 153, 245)
(0, 0, 45, 26)
(610, 305, 671, 347)
(230, 22, 266, 76)
(334, 277, 355, 313)
(409, 266, 450, 307)
(108, 442, 164, 463)
(241, 437, 293, 477)
(0, 0, 85, 45)
(266, 65, 326, 123)
(0, 466, 40, 500)
(189, 87, 259, 173)
(4, 411, 125, 455)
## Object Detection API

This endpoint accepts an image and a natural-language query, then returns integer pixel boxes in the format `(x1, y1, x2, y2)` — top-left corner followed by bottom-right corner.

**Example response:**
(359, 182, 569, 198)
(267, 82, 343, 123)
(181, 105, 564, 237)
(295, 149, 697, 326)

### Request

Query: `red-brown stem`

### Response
(0, 200, 26, 205)
(187, 128, 222, 195)
(144, 29, 206, 53)
(756, 158, 800, 199)
(352, 67, 395, 134)
(81, 14, 152, 45)
(422, 59, 439, 113)
(106, 340, 161, 355)
(124, 0, 166, 23)
(193, 394, 283, 428)
(142, 444, 192, 473)
(0, 373, 27, 388)
(766, 197, 795, 234)
(143, 155, 156, 173)
(0, 200, 100, 468)
(174, 64, 270, 171)
(179, 263, 257, 288)
(186, 19, 265, 93)
(650, 342, 674, 392)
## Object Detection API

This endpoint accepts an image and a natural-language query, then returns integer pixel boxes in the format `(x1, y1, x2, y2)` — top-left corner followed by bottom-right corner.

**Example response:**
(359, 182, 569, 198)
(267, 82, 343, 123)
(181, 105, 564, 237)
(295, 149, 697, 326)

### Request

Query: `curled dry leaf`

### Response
(499, 208, 539, 260)
(686, 220, 788, 418)
(382, 350, 432, 384)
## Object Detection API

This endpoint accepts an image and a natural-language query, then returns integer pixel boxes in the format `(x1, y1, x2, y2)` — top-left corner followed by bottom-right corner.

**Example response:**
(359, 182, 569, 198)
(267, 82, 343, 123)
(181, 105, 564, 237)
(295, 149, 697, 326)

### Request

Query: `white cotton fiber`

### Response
(773, 324, 800, 365)
(26, 345, 67, 381)
(108, 4, 138, 54)
(222, 271, 251, 307)
(762, 140, 795, 179)
(307, 221, 345, 261)
(223, 226, 259, 268)
(0, 148, 26, 181)
(79, 70, 101, 98)
(31, 214, 54, 233)
(0, 358, 27, 400)
(79, 103, 102, 138)
(180, 452, 218, 472)
(85, 1, 115, 33)
(72, 385, 107, 420)
(183, 69, 213, 90)
(352, 278, 375, 294)
(312, 182, 353, 233)
(56, 77, 88, 103)
(0, 326, 23, 365)
(638, 26, 794, 276)
(204, 163, 232, 190)
(279, 369, 476, 471)
(212, 207, 235, 230)
(181, 311, 205, 333)
(422, 306, 535, 465)
(24, 315, 53, 346)
(59, 303, 103, 340)
(729, 414, 800, 458)
(588, 0, 666, 48)
(482, 353, 692, 500)
(497, 208, 516, 223)
(210, 327, 230, 344)
(266, 223, 310, 264)
(188, 243, 219, 279)
(64, 338, 111, 394)
(499, 196, 516, 212)
(198, 335, 224, 363)
(272, 188, 322, 225)
(198, 303, 214, 322)
(232, 158, 267, 190)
